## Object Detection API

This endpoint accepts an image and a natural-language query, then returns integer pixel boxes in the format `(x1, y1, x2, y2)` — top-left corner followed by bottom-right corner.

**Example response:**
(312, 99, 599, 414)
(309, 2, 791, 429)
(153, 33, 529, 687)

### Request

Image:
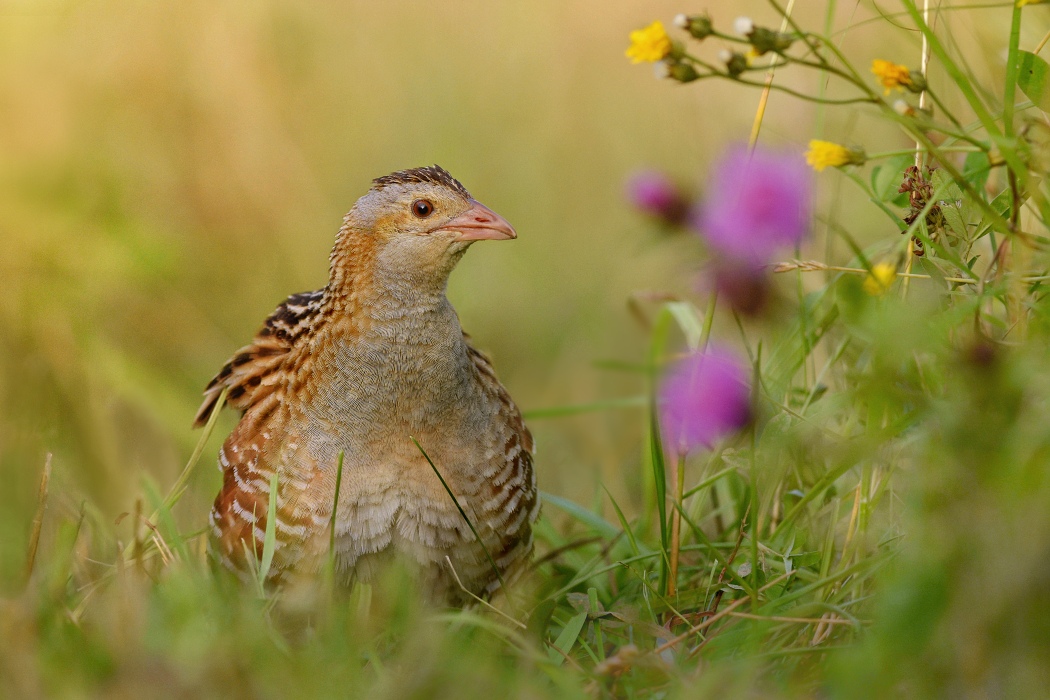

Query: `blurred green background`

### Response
(0, 0, 1025, 583)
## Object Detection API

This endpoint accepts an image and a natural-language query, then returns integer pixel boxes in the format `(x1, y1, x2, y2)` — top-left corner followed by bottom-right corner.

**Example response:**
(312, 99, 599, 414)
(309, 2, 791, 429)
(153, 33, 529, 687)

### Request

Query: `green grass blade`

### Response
(541, 491, 619, 539)
(548, 611, 587, 665)
(257, 471, 278, 588)
(522, 396, 645, 420)
(649, 397, 669, 589)
(329, 451, 345, 565)
(682, 461, 737, 499)
(648, 310, 672, 595)
(601, 485, 642, 557)
(412, 436, 505, 594)
(164, 386, 228, 512)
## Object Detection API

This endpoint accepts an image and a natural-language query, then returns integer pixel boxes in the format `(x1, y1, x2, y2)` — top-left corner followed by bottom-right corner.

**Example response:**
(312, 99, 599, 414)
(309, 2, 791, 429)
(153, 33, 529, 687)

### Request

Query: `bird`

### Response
(194, 165, 537, 603)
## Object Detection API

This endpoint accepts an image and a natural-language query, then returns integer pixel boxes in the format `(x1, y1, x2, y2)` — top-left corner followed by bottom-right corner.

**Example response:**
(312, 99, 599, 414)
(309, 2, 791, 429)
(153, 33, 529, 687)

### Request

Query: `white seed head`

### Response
(673, 13, 689, 28)
(653, 61, 672, 80)
(893, 100, 913, 116)
(734, 16, 754, 36)
(718, 49, 733, 64)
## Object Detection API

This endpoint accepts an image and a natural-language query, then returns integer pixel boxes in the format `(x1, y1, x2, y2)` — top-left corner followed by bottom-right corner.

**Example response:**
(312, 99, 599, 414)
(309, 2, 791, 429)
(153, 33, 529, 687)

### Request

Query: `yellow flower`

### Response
(863, 263, 898, 296)
(872, 59, 912, 94)
(805, 140, 864, 172)
(626, 21, 672, 64)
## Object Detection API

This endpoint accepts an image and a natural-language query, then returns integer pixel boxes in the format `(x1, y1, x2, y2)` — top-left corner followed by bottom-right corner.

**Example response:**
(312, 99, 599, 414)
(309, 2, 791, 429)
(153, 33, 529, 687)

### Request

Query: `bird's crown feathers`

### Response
(370, 165, 472, 199)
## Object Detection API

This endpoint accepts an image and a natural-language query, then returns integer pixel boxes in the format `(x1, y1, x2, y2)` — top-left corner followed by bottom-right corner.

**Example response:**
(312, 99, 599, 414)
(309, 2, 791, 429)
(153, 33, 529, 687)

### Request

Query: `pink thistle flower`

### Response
(692, 144, 812, 264)
(625, 169, 690, 225)
(659, 346, 752, 456)
(709, 260, 773, 317)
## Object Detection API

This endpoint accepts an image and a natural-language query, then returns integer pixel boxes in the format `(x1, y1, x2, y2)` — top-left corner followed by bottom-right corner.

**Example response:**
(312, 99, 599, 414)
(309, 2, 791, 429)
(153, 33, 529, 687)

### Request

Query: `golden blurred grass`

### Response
(0, 0, 1021, 581)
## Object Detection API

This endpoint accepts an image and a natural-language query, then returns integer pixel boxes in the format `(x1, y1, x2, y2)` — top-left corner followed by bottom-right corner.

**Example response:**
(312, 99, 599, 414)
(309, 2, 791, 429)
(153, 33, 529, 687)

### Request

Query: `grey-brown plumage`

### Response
(197, 166, 537, 602)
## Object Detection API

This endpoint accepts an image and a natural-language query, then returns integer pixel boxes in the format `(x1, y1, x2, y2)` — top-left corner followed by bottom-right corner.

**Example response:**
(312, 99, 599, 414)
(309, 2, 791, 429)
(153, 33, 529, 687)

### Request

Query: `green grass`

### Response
(3, 1, 1050, 698)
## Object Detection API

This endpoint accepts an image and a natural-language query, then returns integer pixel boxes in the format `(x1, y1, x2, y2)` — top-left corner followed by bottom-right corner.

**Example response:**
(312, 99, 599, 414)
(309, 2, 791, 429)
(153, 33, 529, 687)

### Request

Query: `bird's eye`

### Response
(412, 199, 434, 218)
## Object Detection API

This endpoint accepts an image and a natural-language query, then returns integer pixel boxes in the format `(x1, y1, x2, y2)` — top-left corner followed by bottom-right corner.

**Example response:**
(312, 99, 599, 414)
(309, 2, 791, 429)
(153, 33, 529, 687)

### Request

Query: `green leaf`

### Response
(963, 151, 992, 192)
(548, 611, 588, 664)
(666, 301, 703, 350)
(871, 154, 912, 202)
(919, 257, 949, 288)
(939, 201, 968, 243)
(1017, 50, 1050, 112)
(974, 188, 1014, 240)
(930, 169, 963, 203)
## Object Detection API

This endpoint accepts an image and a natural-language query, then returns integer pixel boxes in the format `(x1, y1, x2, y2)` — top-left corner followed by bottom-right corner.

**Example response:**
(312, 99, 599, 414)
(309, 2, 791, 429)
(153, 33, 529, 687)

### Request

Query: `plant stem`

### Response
(748, 0, 799, 148)
(1004, 2, 1024, 334)
(903, 0, 931, 301)
(24, 453, 52, 586)
(668, 453, 686, 598)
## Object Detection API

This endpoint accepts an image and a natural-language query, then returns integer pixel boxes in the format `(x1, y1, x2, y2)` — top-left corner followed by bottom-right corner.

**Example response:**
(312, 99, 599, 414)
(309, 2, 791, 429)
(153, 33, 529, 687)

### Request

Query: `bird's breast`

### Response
(295, 307, 499, 470)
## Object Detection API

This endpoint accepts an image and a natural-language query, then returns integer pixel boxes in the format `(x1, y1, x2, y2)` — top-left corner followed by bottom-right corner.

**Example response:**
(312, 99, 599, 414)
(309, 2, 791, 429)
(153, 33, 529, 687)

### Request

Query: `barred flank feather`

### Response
(193, 290, 327, 427)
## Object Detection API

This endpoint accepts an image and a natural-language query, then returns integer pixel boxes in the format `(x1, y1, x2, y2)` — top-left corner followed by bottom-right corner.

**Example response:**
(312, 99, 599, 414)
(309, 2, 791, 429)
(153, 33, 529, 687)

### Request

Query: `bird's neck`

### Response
(326, 224, 466, 312)
(303, 223, 481, 434)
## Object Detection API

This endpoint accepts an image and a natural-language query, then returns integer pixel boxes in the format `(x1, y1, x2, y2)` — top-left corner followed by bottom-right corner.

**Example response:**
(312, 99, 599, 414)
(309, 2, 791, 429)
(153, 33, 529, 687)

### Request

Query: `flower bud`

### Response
(906, 71, 927, 93)
(674, 13, 714, 40)
(625, 170, 690, 225)
(718, 50, 749, 78)
(668, 62, 700, 83)
(711, 261, 773, 317)
(667, 39, 686, 61)
(893, 100, 933, 122)
(749, 27, 795, 55)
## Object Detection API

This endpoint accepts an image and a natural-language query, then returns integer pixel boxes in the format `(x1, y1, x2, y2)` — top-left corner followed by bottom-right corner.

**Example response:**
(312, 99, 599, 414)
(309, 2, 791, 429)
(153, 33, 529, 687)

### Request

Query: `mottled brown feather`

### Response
(193, 290, 326, 427)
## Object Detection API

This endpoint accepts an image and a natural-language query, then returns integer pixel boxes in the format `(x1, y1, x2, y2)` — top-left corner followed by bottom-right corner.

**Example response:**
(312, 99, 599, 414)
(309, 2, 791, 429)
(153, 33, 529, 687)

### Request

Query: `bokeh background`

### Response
(0, 0, 1027, 587)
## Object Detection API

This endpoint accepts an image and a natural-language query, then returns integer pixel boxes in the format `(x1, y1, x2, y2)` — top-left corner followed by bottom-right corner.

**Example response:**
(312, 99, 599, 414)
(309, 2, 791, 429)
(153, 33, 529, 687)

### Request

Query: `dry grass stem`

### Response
(24, 452, 53, 585)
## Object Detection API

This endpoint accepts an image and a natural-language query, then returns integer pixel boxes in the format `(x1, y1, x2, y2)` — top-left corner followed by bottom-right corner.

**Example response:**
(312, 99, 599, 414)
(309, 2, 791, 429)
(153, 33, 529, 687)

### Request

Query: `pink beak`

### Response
(434, 199, 517, 241)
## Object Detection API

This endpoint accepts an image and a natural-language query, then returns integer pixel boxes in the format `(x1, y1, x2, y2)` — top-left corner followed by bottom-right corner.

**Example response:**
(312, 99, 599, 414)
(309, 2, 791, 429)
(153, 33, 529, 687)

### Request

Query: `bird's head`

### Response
(332, 165, 516, 296)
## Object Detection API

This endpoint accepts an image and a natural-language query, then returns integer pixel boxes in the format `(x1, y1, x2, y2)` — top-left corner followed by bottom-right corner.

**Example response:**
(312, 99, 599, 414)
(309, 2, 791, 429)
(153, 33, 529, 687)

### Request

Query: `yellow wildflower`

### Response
(626, 21, 672, 64)
(863, 263, 898, 296)
(805, 140, 864, 172)
(872, 59, 912, 94)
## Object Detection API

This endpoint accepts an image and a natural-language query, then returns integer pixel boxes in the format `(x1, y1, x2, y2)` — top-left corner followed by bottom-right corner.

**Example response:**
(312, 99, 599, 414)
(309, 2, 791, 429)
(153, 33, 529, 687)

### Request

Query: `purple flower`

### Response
(659, 346, 752, 456)
(693, 144, 812, 264)
(626, 169, 689, 224)
(709, 260, 772, 317)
